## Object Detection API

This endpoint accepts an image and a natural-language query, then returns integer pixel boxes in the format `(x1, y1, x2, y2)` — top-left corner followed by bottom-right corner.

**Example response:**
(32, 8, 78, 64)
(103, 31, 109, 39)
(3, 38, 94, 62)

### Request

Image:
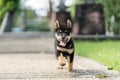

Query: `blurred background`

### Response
(0, 0, 120, 35)
(0, 0, 120, 72)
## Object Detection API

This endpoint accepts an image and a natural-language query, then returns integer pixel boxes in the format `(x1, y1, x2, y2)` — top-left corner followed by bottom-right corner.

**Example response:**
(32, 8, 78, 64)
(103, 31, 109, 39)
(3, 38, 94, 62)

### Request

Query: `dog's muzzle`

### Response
(59, 40, 67, 47)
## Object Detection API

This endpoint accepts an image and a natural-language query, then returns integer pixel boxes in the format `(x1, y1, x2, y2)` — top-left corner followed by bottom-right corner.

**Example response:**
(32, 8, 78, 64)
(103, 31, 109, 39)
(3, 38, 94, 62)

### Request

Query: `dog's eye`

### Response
(65, 30, 67, 32)
(58, 30, 61, 33)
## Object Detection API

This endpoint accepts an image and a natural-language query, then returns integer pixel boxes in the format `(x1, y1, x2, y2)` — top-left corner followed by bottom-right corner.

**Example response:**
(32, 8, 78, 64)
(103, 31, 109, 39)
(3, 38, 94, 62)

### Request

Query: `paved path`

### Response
(0, 53, 119, 80)
(0, 38, 54, 53)
(0, 38, 119, 80)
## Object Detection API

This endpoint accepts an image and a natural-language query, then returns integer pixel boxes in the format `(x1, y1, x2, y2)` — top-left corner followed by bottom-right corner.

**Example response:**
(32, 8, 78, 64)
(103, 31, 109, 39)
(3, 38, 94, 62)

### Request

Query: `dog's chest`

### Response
(56, 42, 74, 54)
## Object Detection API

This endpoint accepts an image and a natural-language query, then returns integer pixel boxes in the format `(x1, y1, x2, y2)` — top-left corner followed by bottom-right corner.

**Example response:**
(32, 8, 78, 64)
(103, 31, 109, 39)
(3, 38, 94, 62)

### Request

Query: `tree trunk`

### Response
(0, 11, 15, 33)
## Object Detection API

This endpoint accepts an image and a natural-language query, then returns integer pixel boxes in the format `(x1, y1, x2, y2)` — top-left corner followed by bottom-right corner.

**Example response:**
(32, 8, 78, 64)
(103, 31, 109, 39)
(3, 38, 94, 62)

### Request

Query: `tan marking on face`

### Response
(57, 46, 74, 54)
(55, 33, 62, 41)
(67, 56, 73, 72)
(65, 33, 72, 42)
(59, 30, 62, 32)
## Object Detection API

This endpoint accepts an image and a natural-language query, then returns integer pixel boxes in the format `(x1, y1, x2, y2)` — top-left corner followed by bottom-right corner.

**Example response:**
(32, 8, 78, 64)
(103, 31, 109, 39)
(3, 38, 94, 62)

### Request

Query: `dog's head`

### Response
(54, 19, 72, 47)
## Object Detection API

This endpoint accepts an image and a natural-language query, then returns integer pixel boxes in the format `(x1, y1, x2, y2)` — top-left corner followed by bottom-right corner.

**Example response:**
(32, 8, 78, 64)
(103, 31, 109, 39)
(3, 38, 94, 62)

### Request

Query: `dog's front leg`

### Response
(67, 56, 73, 72)
(58, 53, 64, 69)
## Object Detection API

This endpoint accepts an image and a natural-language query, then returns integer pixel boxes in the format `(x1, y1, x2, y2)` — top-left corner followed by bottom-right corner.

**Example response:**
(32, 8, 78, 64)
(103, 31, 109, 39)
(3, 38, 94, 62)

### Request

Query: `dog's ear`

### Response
(67, 19, 72, 28)
(55, 20, 60, 28)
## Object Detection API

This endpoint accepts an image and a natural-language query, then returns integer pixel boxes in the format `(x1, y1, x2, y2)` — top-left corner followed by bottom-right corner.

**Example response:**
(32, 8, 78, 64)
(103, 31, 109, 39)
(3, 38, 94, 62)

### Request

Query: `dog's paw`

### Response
(68, 68, 73, 72)
(57, 65, 63, 69)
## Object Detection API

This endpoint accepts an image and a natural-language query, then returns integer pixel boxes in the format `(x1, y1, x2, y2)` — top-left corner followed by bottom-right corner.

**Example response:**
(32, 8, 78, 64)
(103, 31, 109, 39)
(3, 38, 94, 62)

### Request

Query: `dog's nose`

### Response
(62, 34, 65, 40)
(62, 37, 65, 39)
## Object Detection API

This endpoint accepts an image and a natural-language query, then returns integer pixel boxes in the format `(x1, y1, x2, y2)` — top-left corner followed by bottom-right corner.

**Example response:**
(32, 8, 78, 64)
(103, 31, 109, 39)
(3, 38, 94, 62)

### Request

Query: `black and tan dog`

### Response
(54, 19, 74, 72)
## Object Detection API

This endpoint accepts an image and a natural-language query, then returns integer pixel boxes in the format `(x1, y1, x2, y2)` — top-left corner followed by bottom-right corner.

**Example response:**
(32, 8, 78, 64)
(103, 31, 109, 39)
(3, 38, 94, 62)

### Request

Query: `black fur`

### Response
(54, 23, 74, 66)
(55, 38, 74, 62)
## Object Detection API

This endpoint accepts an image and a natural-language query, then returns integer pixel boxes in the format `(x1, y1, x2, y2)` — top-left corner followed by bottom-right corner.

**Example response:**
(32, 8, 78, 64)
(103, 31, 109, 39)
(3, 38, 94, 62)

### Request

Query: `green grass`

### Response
(75, 40, 120, 71)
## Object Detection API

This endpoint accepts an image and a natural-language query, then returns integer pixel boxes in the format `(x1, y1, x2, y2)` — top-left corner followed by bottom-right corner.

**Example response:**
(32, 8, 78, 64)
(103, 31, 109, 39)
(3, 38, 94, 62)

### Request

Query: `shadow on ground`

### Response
(0, 69, 117, 79)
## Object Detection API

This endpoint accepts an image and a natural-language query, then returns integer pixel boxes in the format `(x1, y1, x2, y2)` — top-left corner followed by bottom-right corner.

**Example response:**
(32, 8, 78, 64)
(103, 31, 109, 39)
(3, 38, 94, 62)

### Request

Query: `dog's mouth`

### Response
(59, 40, 67, 47)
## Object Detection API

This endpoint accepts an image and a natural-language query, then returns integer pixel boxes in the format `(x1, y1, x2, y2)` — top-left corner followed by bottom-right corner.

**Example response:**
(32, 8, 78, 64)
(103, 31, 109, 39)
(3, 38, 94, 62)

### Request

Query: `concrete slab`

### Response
(0, 53, 119, 80)
(0, 38, 54, 53)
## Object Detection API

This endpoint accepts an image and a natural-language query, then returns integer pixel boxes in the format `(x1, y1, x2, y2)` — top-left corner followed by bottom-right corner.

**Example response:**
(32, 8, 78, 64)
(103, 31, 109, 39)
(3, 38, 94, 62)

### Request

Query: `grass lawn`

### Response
(75, 40, 120, 72)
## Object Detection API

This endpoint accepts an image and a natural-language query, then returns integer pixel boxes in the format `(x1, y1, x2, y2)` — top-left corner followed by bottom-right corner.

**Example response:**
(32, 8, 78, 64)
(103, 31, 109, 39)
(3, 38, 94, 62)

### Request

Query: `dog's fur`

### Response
(54, 19, 74, 72)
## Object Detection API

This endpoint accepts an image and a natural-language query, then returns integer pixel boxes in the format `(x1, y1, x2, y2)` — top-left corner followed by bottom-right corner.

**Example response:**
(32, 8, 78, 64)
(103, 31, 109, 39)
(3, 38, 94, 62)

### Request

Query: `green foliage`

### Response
(24, 9, 37, 19)
(96, 0, 120, 33)
(95, 74, 108, 78)
(96, 0, 120, 22)
(75, 40, 120, 71)
(21, 9, 50, 31)
(73, 0, 120, 22)
(69, 4, 75, 19)
(0, 0, 20, 24)
(0, 0, 3, 6)
(26, 21, 50, 31)
(69, 0, 84, 19)
(72, 0, 120, 33)
(38, 21, 50, 31)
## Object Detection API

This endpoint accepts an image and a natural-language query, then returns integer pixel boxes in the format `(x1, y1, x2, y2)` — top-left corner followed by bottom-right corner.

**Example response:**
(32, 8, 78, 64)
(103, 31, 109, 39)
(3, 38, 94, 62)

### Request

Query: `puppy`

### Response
(54, 19, 74, 72)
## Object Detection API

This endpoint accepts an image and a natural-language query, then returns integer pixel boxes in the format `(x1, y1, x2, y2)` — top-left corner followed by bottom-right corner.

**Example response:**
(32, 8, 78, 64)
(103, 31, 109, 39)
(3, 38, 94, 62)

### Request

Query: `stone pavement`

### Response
(0, 38, 119, 80)
(0, 38, 54, 53)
